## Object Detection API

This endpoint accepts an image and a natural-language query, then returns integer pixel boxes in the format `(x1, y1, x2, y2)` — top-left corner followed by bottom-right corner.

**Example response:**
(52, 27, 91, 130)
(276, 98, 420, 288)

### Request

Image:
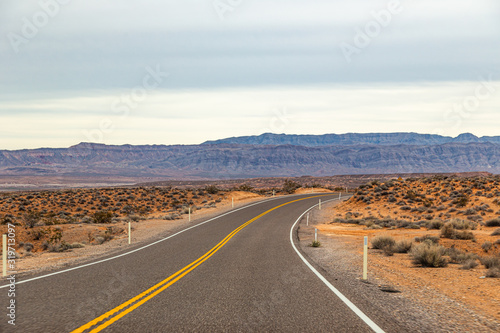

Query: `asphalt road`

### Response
(1, 193, 408, 332)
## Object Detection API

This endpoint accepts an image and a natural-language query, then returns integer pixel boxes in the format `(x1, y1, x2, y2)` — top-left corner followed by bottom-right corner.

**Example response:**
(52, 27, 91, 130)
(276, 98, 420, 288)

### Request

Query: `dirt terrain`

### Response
(0, 180, 326, 276)
(306, 175, 500, 331)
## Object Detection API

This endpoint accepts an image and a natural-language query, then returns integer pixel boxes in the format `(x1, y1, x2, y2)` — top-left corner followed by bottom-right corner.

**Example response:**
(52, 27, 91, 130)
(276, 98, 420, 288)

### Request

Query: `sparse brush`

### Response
(486, 218, 500, 227)
(486, 267, 500, 278)
(410, 243, 448, 268)
(426, 220, 444, 230)
(414, 235, 440, 244)
(371, 235, 396, 250)
(449, 218, 477, 230)
(394, 240, 413, 253)
(460, 259, 479, 270)
(491, 228, 500, 236)
(445, 247, 478, 264)
(480, 256, 500, 269)
(482, 241, 493, 252)
(23, 242, 34, 252)
(440, 222, 475, 240)
(310, 240, 321, 247)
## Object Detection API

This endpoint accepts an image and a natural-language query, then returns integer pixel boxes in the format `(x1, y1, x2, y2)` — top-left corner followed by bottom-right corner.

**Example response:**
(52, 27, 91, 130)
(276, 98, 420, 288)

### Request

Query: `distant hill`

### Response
(203, 132, 500, 146)
(0, 135, 499, 180)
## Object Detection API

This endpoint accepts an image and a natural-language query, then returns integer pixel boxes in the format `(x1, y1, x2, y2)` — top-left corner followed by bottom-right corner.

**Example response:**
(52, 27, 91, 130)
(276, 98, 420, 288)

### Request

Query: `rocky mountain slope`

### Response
(1, 134, 499, 179)
(203, 132, 500, 146)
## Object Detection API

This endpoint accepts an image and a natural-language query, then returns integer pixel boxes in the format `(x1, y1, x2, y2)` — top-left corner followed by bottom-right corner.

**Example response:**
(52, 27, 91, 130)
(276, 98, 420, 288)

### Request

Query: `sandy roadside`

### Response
(298, 200, 500, 332)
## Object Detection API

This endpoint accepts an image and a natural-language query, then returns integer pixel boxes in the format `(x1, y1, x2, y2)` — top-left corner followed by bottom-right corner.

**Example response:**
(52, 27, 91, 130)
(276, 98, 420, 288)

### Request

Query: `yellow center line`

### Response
(71, 194, 332, 333)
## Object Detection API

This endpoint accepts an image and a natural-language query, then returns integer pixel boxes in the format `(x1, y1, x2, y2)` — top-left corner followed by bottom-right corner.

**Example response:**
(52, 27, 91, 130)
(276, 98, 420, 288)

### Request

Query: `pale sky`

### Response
(1, 0, 499, 149)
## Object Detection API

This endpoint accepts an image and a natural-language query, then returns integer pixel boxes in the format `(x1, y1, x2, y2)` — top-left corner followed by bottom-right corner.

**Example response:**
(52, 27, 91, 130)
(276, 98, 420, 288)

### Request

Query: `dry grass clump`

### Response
(371, 235, 413, 256)
(410, 242, 448, 267)
(440, 222, 475, 240)
(485, 218, 500, 227)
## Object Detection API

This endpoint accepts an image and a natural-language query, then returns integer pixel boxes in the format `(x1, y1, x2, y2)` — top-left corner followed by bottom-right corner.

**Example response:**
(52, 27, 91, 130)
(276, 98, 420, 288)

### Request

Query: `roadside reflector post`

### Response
(319, 199, 321, 210)
(315, 228, 318, 242)
(2, 234, 6, 277)
(339, 193, 341, 200)
(128, 222, 131, 245)
(363, 236, 368, 280)
(189, 206, 191, 221)
(232, 197, 234, 208)
(307, 213, 309, 226)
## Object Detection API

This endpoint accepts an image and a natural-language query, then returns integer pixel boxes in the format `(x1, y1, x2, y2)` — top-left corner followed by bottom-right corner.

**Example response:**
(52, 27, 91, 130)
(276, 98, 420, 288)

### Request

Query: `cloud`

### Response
(1, 81, 499, 149)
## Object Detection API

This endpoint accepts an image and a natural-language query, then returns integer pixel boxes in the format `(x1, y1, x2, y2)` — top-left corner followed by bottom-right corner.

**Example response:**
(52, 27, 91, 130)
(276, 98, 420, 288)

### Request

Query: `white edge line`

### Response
(289, 196, 386, 333)
(0, 192, 319, 288)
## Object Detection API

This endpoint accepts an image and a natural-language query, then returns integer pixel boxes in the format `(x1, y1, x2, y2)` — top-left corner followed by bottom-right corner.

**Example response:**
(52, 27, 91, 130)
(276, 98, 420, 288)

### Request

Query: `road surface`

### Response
(1, 193, 410, 332)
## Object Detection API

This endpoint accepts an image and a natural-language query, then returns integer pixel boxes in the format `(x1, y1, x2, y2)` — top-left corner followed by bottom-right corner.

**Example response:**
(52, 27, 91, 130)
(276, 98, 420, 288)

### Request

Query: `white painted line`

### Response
(0, 192, 326, 288)
(289, 197, 385, 333)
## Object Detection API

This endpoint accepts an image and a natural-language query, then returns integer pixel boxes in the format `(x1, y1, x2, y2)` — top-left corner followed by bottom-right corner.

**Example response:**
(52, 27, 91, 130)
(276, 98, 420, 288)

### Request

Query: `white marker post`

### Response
(339, 193, 341, 200)
(128, 222, 131, 245)
(306, 213, 309, 226)
(232, 197, 234, 208)
(363, 236, 368, 280)
(315, 228, 318, 242)
(188, 206, 191, 222)
(2, 234, 6, 277)
(319, 199, 321, 210)
(272, 190, 275, 197)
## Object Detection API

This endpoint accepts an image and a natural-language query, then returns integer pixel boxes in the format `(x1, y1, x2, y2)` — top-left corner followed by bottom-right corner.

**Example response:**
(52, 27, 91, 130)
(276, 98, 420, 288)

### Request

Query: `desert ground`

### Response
(303, 175, 500, 331)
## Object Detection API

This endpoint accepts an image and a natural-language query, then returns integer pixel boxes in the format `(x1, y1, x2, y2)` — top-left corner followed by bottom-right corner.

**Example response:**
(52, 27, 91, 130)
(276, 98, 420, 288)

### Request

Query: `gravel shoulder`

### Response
(298, 200, 500, 333)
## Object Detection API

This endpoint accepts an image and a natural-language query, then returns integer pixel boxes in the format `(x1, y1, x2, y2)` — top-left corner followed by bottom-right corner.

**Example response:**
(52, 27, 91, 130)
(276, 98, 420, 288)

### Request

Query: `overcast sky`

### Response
(1, 0, 499, 149)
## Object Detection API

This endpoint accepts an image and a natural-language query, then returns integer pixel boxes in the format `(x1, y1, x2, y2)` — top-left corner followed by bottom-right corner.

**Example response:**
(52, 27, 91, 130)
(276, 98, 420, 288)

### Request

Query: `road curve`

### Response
(1, 194, 408, 332)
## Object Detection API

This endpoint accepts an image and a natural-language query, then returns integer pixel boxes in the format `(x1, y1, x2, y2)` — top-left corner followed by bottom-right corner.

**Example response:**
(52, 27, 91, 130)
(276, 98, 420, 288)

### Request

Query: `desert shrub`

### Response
(204, 185, 220, 194)
(310, 240, 321, 247)
(460, 259, 479, 270)
(48, 241, 72, 252)
(71, 242, 85, 249)
(24, 211, 42, 228)
(482, 241, 493, 252)
(426, 220, 444, 230)
(92, 210, 113, 224)
(371, 235, 396, 250)
(238, 184, 254, 192)
(440, 222, 475, 240)
(410, 243, 448, 267)
(480, 256, 500, 269)
(449, 218, 477, 230)
(491, 228, 500, 236)
(23, 242, 34, 252)
(282, 179, 301, 194)
(486, 267, 500, 278)
(485, 218, 500, 227)
(414, 235, 440, 244)
(440, 223, 455, 238)
(30, 229, 47, 241)
(394, 240, 413, 253)
(445, 247, 478, 263)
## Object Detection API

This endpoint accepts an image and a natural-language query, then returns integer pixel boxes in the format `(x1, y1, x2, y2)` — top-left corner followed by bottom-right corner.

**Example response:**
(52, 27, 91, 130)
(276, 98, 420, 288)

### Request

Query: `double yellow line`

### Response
(72, 195, 331, 332)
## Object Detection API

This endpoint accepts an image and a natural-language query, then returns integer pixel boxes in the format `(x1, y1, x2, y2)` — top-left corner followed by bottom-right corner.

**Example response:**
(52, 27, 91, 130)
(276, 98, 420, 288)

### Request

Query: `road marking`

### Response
(0, 193, 317, 289)
(72, 195, 333, 333)
(289, 197, 386, 333)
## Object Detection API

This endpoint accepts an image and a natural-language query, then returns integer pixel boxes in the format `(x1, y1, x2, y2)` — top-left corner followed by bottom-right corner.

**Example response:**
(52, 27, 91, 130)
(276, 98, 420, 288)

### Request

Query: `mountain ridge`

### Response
(0, 135, 499, 179)
(202, 132, 500, 146)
